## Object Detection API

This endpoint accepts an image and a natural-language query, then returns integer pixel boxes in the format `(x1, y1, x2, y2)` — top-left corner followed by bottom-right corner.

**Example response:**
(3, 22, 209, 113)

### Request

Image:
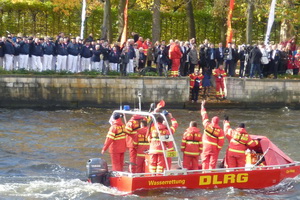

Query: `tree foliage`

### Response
(0, 0, 299, 44)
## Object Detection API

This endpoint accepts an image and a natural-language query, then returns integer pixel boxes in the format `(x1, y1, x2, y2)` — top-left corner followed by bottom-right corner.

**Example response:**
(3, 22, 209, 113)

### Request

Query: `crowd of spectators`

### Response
(0, 32, 299, 79)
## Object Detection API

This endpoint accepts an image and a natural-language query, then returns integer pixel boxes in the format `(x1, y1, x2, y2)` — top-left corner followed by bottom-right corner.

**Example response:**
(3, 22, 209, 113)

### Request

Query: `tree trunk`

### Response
(280, 19, 295, 42)
(246, 0, 254, 44)
(152, 0, 161, 43)
(32, 11, 37, 35)
(185, 0, 196, 40)
(280, 0, 295, 42)
(219, 18, 226, 46)
(101, 0, 112, 42)
(117, 0, 126, 42)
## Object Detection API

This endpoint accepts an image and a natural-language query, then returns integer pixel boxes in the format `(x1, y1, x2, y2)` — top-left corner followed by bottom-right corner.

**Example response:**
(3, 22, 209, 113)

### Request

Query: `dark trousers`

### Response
(250, 63, 262, 78)
(270, 61, 279, 78)
(191, 86, 200, 101)
(239, 61, 245, 77)
(147, 60, 152, 67)
(121, 63, 128, 76)
(208, 60, 217, 70)
(225, 60, 234, 76)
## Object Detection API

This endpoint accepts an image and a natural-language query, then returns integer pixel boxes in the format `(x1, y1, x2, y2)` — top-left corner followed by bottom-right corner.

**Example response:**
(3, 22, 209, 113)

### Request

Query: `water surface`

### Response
(0, 107, 299, 199)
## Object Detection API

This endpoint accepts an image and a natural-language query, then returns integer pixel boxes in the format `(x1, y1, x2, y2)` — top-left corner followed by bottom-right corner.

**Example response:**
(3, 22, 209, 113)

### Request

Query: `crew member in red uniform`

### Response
(223, 118, 259, 168)
(148, 113, 178, 173)
(169, 40, 182, 77)
(125, 114, 144, 173)
(181, 121, 203, 170)
(189, 69, 204, 103)
(200, 100, 224, 169)
(134, 120, 149, 173)
(213, 65, 227, 99)
(101, 113, 126, 171)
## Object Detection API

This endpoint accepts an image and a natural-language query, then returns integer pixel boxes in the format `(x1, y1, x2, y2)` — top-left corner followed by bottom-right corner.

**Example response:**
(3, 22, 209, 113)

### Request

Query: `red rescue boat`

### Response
(86, 108, 300, 193)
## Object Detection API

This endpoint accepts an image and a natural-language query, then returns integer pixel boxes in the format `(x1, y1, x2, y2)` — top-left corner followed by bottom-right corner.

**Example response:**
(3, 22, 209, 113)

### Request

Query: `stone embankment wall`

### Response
(1, 76, 300, 109)
(0, 76, 189, 108)
(226, 77, 300, 105)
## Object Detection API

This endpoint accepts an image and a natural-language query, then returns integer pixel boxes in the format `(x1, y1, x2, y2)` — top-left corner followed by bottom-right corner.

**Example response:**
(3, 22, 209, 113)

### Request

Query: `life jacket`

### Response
(212, 68, 227, 82)
(228, 127, 258, 154)
(189, 73, 204, 88)
(135, 127, 150, 157)
(103, 118, 126, 154)
(181, 127, 203, 156)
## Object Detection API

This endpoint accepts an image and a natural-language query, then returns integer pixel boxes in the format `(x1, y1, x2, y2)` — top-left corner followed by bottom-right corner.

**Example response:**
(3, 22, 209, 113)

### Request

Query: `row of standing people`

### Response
(0, 35, 154, 75)
(101, 100, 260, 173)
(0, 35, 120, 74)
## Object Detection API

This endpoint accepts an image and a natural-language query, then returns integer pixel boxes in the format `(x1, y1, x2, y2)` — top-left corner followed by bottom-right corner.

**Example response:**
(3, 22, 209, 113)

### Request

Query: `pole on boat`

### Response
(137, 91, 142, 111)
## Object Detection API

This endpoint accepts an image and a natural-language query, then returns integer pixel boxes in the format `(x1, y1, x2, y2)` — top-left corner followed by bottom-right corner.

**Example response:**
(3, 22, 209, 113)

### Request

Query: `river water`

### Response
(0, 107, 299, 199)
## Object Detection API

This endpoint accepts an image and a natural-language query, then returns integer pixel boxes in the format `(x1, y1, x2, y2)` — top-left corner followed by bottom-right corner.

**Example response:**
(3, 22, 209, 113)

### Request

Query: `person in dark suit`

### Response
(205, 44, 217, 72)
(238, 45, 246, 77)
(180, 41, 190, 76)
(249, 44, 263, 78)
(269, 44, 281, 79)
(224, 42, 235, 77)
(215, 43, 224, 67)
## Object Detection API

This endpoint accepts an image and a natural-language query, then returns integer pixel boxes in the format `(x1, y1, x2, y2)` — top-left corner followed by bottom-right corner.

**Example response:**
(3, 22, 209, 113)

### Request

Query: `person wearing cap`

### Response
(223, 118, 259, 168)
(55, 37, 68, 72)
(30, 37, 44, 71)
(18, 37, 30, 70)
(148, 113, 178, 173)
(13, 37, 22, 70)
(67, 37, 80, 73)
(127, 39, 136, 74)
(4, 36, 15, 71)
(181, 121, 203, 170)
(102, 113, 126, 171)
(200, 100, 225, 169)
(42, 37, 56, 71)
(80, 40, 93, 71)
(108, 46, 120, 72)
(124, 114, 145, 173)
(189, 68, 204, 103)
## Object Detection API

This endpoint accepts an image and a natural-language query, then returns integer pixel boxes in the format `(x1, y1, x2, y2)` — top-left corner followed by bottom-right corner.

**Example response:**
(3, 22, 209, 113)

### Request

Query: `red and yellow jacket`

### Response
(169, 44, 182, 60)
(125, 118, 141, 148)
(181, 127, 203, 156)
(148, 118, 178, 154)
(213, 68, 227, 82)
(224, 120, 258, 154)
(134, 127, 150, 157)
(102, 118, 126, 154)
(189, 73, 204, 89)
(201, 108, 224, 151)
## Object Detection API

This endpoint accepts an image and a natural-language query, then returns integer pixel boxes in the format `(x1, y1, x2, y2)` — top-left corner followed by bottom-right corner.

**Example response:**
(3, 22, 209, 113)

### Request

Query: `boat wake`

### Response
(0, 176, 128, 199)
(240, 176, 300, 198)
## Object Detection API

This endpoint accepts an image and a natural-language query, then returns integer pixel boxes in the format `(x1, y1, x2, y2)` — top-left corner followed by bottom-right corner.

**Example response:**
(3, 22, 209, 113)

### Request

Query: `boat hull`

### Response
(110, 164, 300, 193)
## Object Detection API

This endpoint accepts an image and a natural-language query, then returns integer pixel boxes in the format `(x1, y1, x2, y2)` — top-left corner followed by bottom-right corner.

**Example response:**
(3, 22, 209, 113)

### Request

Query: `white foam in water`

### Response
(0, 178, 128, 199)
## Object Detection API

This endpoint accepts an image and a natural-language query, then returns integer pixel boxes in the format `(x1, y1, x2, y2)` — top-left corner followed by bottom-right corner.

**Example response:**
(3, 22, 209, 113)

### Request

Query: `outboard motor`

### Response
(86, 158, 110, 186)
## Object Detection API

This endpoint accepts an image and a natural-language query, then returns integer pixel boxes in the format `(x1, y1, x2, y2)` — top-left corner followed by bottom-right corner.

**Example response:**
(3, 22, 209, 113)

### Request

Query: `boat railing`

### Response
(111, 109, 183, 171)
(111, 161, 300, 177)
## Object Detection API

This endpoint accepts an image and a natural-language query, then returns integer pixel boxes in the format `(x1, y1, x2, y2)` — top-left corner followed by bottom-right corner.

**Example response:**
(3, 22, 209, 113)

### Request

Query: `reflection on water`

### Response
(0, 107, 300, 199)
